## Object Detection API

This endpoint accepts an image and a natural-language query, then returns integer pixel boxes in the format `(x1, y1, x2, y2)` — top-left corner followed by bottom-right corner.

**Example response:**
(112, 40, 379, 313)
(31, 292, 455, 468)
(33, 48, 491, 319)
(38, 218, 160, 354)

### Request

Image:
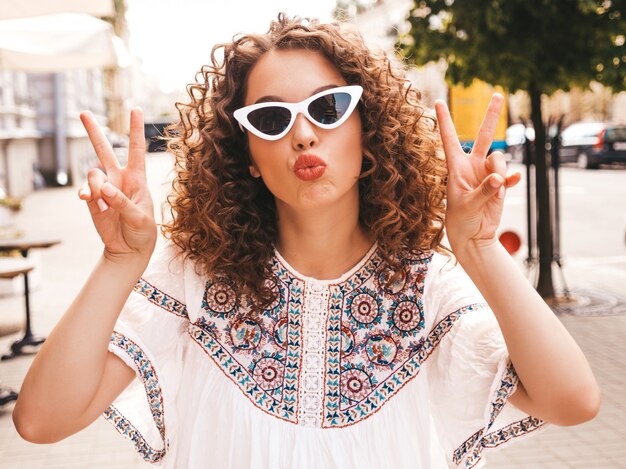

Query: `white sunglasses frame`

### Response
(233, 85, 363, 141)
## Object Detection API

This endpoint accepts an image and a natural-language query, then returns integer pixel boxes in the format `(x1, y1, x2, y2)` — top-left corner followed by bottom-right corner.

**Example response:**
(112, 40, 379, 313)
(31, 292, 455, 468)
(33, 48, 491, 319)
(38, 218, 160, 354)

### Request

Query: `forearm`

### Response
(13, 254, 149, 429)
(454, 240, 600, 424)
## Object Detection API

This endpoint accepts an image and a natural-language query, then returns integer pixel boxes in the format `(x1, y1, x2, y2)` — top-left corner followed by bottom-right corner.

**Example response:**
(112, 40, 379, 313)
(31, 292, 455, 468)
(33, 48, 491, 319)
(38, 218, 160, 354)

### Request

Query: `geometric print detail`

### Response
(134, 278, 188, 319)
(103, 405, 165, 463)
(189, 266, 303, 424)
(202, 279, 238, 317)
(104, 332, 166, 463)
(323, 251, 434, 427)
(452, 362, 545, 467)
(323, 301, 480, 428)
(187, 245, 528, 434)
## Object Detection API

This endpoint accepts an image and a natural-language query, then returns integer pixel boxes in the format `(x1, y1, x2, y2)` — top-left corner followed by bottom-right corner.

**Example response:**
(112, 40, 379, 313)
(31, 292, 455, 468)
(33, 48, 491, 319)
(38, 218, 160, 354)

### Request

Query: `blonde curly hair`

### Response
(162, 13, 449, 310)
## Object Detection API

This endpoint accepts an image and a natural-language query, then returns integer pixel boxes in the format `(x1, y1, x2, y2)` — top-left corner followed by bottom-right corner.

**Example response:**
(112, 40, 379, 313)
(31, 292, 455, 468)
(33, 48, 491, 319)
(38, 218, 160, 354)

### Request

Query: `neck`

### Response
(275, 193, 374, 280)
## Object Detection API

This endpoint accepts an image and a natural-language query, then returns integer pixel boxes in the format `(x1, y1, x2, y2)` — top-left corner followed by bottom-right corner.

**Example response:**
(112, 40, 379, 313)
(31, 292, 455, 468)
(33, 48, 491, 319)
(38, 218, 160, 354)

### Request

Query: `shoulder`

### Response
(138, 240, 189, 302)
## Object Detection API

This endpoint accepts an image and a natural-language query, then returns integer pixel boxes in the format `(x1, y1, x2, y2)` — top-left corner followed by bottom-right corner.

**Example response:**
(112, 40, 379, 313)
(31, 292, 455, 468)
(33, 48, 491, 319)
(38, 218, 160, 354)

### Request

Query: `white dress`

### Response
(103, 241, 545, 468)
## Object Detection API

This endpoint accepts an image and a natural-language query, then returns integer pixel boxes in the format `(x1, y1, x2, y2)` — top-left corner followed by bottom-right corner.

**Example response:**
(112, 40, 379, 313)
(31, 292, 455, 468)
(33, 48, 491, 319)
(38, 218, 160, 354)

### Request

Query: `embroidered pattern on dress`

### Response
(188, 246, 528, 432)
(452, 361, 545, 467)
(324, 301, 481, 428)
(134, 278, 188, 319)
(104, 332, 166, 463)
(188, 261, 303, 424)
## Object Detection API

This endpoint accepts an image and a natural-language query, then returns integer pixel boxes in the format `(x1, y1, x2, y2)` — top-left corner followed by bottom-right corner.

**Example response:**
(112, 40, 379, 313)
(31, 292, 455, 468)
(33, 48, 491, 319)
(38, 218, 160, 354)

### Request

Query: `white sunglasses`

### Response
(233, 85, 363, 141)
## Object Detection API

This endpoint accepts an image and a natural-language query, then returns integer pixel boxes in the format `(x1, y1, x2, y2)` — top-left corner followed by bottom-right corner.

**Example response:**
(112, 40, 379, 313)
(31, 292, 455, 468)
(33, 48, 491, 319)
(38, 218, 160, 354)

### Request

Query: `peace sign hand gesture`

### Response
(78, 109, 157, 265)
(435, 94, 521, 254)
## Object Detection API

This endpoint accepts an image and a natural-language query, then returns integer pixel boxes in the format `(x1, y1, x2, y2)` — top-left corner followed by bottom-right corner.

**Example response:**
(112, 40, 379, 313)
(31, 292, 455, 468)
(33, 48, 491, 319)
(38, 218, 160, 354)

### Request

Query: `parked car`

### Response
(558, 122, 626, 169)
(505, 124, 535, 163)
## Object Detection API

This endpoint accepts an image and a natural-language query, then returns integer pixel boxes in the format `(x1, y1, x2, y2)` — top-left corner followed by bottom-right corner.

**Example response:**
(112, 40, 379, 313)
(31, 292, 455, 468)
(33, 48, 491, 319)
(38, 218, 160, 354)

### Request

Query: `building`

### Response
(0, 1, 129, 198)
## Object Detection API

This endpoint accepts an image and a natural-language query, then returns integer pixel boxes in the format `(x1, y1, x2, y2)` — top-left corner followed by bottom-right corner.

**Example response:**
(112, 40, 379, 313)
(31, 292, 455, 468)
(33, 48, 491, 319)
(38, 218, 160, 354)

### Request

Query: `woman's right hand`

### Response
(78, 108, 157, 265)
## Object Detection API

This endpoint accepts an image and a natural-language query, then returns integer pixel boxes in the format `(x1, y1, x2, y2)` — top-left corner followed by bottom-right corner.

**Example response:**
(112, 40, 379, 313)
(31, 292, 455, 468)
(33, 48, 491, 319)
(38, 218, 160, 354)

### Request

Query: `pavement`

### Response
(0, 154, 625, 468)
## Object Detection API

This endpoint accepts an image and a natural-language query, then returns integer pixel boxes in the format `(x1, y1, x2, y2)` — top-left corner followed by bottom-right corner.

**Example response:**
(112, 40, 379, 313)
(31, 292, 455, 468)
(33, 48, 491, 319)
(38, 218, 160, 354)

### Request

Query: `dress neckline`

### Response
(272, 241, 379, 285)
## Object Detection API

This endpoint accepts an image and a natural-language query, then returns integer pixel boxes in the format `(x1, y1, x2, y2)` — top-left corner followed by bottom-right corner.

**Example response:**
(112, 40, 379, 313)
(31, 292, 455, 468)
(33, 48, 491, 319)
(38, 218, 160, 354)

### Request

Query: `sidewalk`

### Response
(0, 153, 624, 468)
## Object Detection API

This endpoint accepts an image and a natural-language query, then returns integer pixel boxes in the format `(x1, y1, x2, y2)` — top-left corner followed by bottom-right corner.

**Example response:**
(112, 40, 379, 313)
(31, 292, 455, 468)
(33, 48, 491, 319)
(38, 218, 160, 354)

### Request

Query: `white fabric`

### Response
(0, 13, 128, 71)
(104, 242, 545, 468)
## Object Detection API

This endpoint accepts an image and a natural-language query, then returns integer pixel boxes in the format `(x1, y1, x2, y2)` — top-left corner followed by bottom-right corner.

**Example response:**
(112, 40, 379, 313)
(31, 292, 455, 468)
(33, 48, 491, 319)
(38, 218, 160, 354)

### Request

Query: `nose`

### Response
(291, 113, 318, 150)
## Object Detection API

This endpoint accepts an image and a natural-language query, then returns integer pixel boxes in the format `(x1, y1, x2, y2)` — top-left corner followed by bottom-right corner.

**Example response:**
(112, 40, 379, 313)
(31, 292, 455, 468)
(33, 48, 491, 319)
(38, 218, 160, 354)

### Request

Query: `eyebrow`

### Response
(254, 84, 340, 104)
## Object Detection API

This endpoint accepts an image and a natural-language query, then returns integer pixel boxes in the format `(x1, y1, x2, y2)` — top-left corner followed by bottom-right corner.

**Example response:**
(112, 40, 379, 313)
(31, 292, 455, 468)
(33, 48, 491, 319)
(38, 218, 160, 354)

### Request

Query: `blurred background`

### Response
(0, 0, 625, 467)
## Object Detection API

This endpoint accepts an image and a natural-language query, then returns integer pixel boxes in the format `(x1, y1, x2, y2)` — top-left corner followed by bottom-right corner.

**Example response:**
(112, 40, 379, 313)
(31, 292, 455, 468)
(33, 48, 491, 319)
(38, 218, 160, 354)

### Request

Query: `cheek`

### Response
(248, 138, 274, 170)
(336, 118, 363, 173)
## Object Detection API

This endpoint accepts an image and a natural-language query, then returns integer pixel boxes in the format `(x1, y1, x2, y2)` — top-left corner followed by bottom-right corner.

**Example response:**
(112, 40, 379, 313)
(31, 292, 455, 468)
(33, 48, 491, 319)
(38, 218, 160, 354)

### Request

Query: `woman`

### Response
(13, 14, 600, 469)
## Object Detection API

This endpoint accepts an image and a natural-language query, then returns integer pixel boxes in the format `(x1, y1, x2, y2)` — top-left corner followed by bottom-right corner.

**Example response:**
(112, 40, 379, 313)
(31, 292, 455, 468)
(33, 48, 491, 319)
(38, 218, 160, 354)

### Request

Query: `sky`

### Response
(125, 0, 338, 93)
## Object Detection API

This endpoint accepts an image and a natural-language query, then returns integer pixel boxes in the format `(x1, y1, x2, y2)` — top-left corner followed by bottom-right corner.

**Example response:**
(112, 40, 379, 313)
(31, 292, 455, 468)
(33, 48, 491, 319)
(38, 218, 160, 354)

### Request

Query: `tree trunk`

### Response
(529, 87, 555, 299)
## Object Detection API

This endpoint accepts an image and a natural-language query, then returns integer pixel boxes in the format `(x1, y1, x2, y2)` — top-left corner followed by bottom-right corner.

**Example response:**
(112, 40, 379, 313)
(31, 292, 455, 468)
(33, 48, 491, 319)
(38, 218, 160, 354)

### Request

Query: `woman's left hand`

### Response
(435, 93, 522, 253)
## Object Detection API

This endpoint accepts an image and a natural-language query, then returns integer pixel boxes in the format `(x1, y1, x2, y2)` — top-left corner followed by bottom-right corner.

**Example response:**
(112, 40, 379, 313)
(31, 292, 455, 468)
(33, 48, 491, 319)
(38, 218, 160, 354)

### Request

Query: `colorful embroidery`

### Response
(346, 288, 382, 325)
(365, 334, 398, 366)
(104, 405, 165, 463)
(452, 361, 545, 467)
(188, 246, 531, 436)
(188, 269, 302, 424)
(340, 367, 374, 402)
(104, 332, 166, 463)
(389, 297, 424, 334)
(202, 279, 237, 316)
(134, 278, 188, 319)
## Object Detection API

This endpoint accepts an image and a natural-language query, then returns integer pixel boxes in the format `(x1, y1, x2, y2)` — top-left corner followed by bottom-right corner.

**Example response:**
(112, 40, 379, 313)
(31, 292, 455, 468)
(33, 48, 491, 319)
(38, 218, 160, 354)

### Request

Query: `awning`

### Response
(0, 0, 115, 20)
(0, 13, 129, 71)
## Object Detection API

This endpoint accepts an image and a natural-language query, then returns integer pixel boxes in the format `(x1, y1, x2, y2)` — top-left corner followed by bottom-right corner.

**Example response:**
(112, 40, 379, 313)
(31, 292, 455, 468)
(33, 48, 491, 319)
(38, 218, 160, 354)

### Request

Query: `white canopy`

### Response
(0, 0, 115, 20)
(0, 13, 129, 71)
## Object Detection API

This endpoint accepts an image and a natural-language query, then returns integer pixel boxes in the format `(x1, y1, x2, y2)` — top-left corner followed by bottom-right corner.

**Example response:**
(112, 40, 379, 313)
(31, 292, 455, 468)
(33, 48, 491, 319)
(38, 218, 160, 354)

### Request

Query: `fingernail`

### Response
(101, 182, 115, 197)
(97, 198, 109, 212)
(498, 186, 506, 199)
(78, 188, 86, 197)
(490, 177, 501, 188)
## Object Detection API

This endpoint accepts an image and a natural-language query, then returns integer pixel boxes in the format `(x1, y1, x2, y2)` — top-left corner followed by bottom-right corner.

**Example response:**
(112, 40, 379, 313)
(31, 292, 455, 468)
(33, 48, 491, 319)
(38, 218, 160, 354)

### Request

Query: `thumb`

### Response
(473, 173, 506, 206)
(100, 182, 146, 227)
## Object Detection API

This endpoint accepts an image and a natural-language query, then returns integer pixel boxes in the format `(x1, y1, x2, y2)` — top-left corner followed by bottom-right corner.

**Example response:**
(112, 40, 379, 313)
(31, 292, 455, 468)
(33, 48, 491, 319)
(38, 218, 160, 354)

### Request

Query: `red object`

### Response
(594, 128, 606, 151)
(499, 231, 521, 255)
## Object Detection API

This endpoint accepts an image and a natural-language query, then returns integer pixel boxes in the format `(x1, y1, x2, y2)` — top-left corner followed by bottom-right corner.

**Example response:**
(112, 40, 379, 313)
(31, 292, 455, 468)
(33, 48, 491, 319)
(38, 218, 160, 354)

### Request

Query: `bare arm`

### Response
(455, 241, 600, 425)
(434, 95, 600, 426)
(13, 256, 145, 443)
(13, 109, 157, 442)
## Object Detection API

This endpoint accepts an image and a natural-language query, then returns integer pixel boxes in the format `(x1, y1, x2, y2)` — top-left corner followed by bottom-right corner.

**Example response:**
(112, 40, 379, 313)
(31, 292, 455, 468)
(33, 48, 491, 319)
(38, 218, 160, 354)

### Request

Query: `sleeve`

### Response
(102, 241, 190, 465)
(423, 253, 546, 469)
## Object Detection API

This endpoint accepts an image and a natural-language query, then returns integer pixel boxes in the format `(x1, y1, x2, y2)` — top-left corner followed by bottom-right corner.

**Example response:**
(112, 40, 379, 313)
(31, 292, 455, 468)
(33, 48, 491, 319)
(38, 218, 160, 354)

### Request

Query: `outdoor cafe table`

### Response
(0, 238, 61, 360)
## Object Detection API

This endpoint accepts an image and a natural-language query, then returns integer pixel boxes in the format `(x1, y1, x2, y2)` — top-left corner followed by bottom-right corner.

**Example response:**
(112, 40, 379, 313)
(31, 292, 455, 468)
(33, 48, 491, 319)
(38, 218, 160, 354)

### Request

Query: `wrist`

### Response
(101, 250, 152, 274)
(452, 237, 503, 266)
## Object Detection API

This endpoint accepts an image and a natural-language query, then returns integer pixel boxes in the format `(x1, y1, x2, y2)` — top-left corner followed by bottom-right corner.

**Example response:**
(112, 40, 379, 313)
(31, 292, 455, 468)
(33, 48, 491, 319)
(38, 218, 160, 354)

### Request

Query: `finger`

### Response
(486, 151, 507, 178)
(505, 172, 522, 188)
(472, 93, 504, 157)
(127, 108, 147, 173)
(100, 182, 149, 227)
(434, 100, 464, 173)
(87, 168, 110, 213)
(469, 173, 506, 210)
(79, 111, 121, 174)
(78, 182, 92, 201)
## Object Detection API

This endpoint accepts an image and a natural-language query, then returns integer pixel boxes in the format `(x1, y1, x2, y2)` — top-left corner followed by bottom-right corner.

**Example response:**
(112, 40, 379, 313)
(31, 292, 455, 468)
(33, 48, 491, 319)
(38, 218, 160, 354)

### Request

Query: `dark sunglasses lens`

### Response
(248, 106, 292, 135)
(308, 92, 352, 125)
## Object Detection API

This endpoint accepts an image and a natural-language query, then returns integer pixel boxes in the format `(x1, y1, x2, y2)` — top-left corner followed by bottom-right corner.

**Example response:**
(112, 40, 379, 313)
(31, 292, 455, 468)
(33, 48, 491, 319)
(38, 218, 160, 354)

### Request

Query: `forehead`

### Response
(244, 49, 347, 105)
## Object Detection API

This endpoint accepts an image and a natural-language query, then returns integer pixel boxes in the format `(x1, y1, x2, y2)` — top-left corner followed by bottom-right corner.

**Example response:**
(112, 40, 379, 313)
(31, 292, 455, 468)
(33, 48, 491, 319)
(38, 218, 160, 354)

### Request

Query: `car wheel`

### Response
(577, 152, 600, 169)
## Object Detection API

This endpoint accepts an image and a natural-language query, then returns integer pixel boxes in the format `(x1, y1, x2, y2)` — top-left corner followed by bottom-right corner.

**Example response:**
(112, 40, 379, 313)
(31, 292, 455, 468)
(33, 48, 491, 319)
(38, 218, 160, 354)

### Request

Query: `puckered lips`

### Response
(294, 153, 327, 181)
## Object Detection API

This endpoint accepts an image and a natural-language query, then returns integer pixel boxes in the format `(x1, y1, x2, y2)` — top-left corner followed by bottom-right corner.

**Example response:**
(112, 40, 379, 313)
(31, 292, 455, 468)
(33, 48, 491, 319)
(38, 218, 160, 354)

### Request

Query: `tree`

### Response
(396, 0, 626, 299)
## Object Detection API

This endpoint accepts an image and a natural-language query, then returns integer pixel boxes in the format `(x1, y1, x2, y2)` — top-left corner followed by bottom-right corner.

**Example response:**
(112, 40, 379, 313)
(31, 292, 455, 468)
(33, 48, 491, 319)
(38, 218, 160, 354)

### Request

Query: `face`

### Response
(243, 49, 363, 212)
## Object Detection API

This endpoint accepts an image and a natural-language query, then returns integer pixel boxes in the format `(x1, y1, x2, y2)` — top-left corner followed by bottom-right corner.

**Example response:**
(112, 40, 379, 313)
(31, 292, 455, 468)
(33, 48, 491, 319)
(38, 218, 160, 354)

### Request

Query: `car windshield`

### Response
(606, 128, 626, 142)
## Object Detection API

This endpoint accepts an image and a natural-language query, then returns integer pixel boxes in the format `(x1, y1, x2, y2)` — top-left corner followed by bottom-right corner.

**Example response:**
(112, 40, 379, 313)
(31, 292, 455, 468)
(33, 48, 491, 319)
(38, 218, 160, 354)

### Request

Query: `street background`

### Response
(0, 155, 624, 468)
